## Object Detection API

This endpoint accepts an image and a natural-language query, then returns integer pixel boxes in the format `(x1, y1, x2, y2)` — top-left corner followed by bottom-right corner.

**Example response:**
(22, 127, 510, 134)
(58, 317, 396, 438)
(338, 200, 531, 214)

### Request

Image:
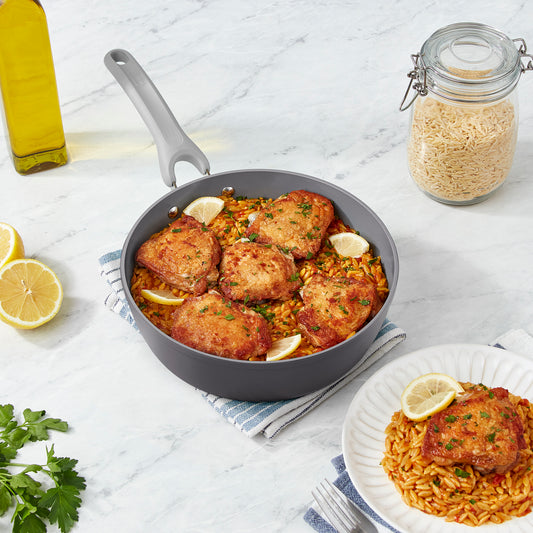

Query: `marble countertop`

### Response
(2, 1, 533, 531)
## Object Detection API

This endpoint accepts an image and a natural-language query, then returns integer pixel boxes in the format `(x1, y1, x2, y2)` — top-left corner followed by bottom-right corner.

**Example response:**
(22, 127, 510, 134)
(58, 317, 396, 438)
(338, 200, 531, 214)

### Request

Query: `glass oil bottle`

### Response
(0, 0, 67, 174)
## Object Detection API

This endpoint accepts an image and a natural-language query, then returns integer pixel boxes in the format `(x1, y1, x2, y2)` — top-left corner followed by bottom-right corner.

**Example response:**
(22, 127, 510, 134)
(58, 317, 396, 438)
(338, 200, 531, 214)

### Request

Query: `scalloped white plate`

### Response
(342, 344, 533, 533)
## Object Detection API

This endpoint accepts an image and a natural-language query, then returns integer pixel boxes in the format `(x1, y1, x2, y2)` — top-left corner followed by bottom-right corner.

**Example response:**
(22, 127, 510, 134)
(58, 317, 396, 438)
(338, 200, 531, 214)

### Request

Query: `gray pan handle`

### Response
(104, 49, 210, 188)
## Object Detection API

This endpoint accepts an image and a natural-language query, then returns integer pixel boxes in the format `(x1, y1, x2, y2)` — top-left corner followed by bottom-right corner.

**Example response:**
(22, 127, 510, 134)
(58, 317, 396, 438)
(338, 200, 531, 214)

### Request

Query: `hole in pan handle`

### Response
(103, 48, 210, 188)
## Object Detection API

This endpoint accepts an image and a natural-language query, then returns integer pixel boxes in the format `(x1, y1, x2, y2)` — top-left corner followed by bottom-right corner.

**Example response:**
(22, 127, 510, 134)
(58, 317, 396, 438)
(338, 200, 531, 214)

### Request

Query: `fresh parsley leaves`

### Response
(0, 404, 85, 533)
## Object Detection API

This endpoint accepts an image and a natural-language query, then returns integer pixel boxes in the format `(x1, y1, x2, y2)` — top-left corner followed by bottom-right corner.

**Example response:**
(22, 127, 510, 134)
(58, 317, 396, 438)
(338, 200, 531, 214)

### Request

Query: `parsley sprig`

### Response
(0, 404, 86, 533)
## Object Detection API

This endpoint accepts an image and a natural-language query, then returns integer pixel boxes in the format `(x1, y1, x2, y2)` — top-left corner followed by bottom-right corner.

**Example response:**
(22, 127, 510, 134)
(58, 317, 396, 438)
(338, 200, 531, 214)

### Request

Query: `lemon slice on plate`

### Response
(183, 196, 225, 225)
(329, 232, 370, 258)
(400, 373, 464, 421)
(0, 222, 25, 269)
(0, 258, 63, 329)
(266, 334, 302, 361)
(141, 289, 184, 306)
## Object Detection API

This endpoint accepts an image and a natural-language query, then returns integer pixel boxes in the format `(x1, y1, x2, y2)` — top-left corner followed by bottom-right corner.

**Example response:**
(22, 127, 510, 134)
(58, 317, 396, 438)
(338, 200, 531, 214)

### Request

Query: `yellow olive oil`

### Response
(0, 0, 67, 174)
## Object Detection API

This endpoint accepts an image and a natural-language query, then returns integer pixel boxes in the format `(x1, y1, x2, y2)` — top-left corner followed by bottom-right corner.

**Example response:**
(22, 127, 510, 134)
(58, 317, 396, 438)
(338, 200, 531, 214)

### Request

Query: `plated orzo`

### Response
(382, 382, 533, 527)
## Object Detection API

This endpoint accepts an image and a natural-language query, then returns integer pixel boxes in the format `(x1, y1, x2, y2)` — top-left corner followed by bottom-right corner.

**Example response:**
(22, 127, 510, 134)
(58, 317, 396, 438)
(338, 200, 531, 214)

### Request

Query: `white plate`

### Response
(342, 344, 533, 533)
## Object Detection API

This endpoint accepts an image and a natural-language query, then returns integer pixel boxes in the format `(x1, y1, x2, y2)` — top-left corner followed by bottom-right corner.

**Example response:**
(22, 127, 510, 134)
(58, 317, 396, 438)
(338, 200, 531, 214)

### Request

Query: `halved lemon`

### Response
(140, 289, 184, 306)
(329, 232, 369, 258)
(0, 259, 63, 329)
(400, 373, 464, 421)
(266, 334, 302, 361)
(0, 222, 25, 269)
(183, 196, 225, 225)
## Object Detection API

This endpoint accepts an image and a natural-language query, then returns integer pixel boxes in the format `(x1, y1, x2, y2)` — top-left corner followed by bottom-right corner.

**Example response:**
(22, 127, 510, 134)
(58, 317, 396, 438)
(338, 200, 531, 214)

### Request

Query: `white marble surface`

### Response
(2, 1, 533, 532)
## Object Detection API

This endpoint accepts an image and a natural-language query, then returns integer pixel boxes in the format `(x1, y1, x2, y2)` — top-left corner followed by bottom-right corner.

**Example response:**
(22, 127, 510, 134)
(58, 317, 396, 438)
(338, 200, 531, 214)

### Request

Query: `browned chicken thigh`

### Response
(170, 291, 272, 360)
(422, 385, 527, 474)
(136, 215, 222, 296)
(219, 241, 301, 302)
(245, 190, 334, 259)
(297, 274, 382, 349)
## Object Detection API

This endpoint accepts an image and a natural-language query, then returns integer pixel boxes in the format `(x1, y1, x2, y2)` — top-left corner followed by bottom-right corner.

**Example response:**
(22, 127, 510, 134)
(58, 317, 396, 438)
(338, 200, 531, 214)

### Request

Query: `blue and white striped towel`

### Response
(98, 249, 406, 438)
(304, 328, 533, 532)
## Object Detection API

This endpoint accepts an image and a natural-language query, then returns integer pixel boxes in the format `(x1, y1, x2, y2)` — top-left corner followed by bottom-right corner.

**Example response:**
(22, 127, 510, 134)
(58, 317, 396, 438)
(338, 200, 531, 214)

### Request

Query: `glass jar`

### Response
(400, 22, 532, 205)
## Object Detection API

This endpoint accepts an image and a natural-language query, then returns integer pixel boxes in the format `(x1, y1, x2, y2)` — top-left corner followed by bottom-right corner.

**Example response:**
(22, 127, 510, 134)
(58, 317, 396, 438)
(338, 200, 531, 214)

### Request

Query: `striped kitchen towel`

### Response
(303, 328, 533, 532)
(98, 249, 406, 438)
(98, 249, 137, 329)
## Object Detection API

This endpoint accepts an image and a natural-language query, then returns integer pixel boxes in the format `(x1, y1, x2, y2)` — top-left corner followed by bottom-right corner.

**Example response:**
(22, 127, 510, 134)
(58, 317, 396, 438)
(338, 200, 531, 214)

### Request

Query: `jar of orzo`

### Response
(400, 22, 533, 205)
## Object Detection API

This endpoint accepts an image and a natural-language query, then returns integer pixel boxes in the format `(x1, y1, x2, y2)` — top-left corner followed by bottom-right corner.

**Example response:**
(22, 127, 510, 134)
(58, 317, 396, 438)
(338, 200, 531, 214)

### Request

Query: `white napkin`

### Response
(98, 250, 406, 438)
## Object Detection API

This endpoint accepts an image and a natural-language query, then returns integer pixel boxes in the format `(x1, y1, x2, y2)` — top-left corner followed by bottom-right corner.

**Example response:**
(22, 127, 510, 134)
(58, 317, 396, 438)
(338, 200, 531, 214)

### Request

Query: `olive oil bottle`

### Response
(0, 0, 67, 174)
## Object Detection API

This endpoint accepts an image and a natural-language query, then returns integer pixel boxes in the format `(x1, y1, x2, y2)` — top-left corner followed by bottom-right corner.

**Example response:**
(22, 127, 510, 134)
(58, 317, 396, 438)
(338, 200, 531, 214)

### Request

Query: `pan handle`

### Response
(104, 49, 210, 188)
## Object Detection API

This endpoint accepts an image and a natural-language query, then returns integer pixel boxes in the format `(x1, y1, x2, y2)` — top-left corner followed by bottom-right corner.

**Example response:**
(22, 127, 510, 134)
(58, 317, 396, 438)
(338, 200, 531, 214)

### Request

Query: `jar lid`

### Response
(420, 22, 521, 102)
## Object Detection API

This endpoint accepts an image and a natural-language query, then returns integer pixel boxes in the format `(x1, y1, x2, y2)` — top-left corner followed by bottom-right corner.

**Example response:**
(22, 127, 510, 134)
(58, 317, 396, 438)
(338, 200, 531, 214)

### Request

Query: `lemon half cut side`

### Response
(0, 258, 63, 329)
(400, 372, 464, 421)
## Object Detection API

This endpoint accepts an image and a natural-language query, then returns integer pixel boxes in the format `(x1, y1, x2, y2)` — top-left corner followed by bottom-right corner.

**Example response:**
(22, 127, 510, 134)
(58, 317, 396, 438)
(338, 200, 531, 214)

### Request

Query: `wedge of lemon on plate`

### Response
(400, 373, 464, 421)
(0, 222, 25, 269)
(183, 196, 225, 225)
(266, 334, 302, 361)
(329, 232, 369, 258)
(0, 258, 63, 329)
(141, 289, 184, 306)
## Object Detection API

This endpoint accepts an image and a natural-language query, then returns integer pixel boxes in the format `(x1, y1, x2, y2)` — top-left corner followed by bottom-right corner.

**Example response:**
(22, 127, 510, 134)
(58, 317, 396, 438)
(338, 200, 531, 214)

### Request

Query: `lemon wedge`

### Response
(400, 373, 464, 421)
(329, 232, 370, 258)
(141, 289, 184, 306)
(266, 334, 302, 361)
(183, 196, 225, 225)
(0, 258, 63, 329)
(0, 222, 25, 269)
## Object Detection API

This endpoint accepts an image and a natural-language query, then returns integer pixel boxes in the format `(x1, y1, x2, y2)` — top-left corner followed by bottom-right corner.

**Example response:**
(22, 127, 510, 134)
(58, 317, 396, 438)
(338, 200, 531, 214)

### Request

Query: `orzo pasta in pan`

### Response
(130, 190, 389, 360)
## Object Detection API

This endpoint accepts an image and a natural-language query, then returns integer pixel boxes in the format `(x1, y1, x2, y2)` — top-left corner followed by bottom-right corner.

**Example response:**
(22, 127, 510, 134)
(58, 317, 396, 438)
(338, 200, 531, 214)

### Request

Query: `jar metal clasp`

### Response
(513, 38, 533, 72)
(399, 54, 428, 112)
